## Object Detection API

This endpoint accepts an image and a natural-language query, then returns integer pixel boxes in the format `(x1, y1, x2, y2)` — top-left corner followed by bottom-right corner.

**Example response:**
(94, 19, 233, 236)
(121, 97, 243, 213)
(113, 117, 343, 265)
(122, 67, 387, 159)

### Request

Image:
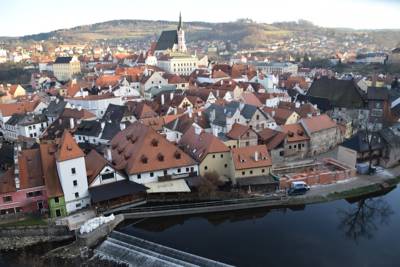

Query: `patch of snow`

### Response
(79, 214, 115, 234)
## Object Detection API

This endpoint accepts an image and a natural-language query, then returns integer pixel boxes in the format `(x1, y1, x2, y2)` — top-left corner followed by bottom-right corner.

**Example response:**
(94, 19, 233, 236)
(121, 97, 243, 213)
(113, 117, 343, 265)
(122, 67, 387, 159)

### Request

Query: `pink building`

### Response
(0, 148, 48, 214)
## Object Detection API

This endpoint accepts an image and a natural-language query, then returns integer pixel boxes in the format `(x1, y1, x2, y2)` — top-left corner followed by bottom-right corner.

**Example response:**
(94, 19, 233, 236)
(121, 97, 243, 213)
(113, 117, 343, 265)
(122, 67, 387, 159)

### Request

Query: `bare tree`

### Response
(337, 198, 393, 242)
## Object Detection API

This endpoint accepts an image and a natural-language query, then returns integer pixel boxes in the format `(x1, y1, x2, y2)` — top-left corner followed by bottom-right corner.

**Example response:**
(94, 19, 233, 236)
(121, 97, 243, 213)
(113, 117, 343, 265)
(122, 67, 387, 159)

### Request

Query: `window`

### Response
(177, 168, 181, 173)
(224, 164, 228, 168)
(289, 145, 292, 149)
(75, 192, 79, 199)
(73, 180, 78, 186)
(204, 166, 208, 170)
(26, 191, 42, 198)
(101, 172, 114, 180)
(56, 209, 62, 217)
(262, 169, 265, 173)
(71, 168, 76, 175)
(250, 170, 253, 174)
(75, 203, 81, 208)
(3, 196, 12, 203)
(137, 174, 141, 179)
(242, 171, 245, 175)
(186, 168, 189, 172)
(212, 154, 216, 158)
(220, 154, 224, 158)
(150, 172, 154, 177)
(54, 197, 59, 203)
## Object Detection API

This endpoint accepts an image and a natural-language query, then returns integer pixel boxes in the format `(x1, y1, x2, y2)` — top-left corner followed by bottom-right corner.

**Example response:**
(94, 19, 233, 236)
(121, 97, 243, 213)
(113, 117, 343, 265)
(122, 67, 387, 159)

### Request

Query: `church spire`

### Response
(178, 12, 182, 31)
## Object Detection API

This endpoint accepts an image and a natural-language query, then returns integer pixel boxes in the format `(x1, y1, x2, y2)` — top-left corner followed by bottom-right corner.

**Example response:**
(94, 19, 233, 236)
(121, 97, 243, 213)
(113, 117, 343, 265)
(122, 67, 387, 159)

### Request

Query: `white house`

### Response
(55, 131, 90, 213)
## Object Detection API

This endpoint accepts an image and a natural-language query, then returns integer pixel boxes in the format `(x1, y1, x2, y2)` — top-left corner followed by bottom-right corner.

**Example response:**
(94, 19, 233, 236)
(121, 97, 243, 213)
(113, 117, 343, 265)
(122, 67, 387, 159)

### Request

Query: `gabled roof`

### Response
(18, 148, 45, 190)
(45, 99, 67, 117)
(226, 123, 253, 140)
(100, 121, 123, 141)
(281, 123, 310, 143)
(55, 57, 73, 64)
(40, 143, 63, 198)
(75, 120, 102, 137)
(307, 76, 365, 108)
(341, 130, 383, 153)
(258, 128, 287, 150)
(85, 149, 110, 185)
(0, 100, 40, 117)
(111, 121, 196, 174)
(300, 114, 337, 134)
(179, 127, 230, 162)
(155, 30, 178, 51)
(56, 130, 84, 162)
(0, 168, 16, 194)
(231, 145, 272, 170)
(61, 108, 96, 120)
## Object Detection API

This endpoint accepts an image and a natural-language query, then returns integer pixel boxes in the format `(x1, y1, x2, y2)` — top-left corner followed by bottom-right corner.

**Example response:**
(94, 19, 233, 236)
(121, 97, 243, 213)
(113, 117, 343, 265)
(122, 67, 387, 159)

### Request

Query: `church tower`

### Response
(177, 12, 187, 53)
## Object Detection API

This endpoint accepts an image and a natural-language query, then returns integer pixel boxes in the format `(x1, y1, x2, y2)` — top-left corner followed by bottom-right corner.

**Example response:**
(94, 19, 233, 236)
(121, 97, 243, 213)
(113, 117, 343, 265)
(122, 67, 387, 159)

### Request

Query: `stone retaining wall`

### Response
(0, 225, 72, 238)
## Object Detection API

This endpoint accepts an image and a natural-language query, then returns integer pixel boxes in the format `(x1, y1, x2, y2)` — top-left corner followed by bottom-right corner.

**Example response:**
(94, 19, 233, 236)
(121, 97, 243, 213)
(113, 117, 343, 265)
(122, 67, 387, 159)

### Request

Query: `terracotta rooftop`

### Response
(301, 114, 337, 133)
(281, 123, 310, 143)
(231, 145, 272, 170)
(0, 100, 40, 117)
(226, 123, 253, 140)
(179, 127, 230, 162)
(111, 121, 196, 175)
(0, 168, 16, 194)
(56, 130, 85, 162)
(85, 149, 109, 185)
(18, 148, 45, 190)
(39, 143, 63, 198)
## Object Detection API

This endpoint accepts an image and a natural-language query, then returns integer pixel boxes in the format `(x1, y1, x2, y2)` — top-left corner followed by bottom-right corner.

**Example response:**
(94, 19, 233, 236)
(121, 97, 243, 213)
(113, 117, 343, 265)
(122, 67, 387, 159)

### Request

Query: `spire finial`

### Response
(178, 12, 182, 31)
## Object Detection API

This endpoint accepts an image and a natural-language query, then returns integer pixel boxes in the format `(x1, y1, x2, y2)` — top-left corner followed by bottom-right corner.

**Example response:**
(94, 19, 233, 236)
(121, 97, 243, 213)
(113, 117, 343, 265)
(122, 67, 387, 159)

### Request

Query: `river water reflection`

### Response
(120, 187, 400, 267)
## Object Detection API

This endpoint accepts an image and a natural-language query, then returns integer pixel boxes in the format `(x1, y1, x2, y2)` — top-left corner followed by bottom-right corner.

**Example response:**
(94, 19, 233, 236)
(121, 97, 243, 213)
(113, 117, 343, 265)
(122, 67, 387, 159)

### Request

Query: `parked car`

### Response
(288, 181, 310, 196)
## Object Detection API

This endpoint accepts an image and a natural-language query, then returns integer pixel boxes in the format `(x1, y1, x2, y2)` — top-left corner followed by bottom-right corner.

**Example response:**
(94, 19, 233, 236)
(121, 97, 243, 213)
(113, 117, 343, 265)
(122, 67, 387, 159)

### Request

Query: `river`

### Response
(119, 186, 400, 267)
(1, 186, 399, 267)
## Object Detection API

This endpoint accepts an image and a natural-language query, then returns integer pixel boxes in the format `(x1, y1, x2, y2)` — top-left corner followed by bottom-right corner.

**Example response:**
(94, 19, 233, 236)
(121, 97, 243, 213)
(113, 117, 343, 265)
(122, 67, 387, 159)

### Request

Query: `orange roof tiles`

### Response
(18, 148, 45, 190)
(0, 100, 40, 117)
(179, 127, 230, 162)
(56, 130, 85, 162)
(111, 121, 196, 175)
(40, 143, 64, 198)
(226, 123, 253, 140)
(301, 114, 337, 133)
(231, 145, 272, 170)
(85, 149, 109, 185)
(281, 123, 310, 143)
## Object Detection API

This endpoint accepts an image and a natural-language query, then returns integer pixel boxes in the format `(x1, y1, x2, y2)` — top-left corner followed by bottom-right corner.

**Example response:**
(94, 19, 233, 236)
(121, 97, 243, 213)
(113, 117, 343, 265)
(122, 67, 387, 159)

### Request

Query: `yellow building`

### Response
(53, 56, 81, 81)
(0, 84, 26, 103)
(230, 145, 272, 184)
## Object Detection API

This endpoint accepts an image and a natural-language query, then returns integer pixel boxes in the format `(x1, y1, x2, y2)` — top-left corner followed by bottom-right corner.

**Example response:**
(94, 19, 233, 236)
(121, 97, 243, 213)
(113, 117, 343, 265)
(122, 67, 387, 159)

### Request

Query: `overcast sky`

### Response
(1, 0, 399, 37)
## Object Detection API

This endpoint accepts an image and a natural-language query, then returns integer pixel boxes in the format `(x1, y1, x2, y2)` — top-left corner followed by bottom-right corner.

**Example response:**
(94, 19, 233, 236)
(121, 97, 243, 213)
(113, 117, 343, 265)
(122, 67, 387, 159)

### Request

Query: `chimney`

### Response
(216, 90, 220, 97)
(272, 110, 276, 117)
(295, 102, 300, 108)
(197, 111, 201, 117)
(14, 144, 20, 190)
(170, 92, 174, 101)
(120, 123, 126, 131)
(254, 151, 259, 161)
(77, 105, 82, 111)
(194, 126, 202, 135)
(105, 146, 112, 162)
(212, 128, 219, 137)
(101, 121, 105, 130)
(69, 118, 75, 129)
(161, 94, 165, 105)
(188, 107, 193, 118)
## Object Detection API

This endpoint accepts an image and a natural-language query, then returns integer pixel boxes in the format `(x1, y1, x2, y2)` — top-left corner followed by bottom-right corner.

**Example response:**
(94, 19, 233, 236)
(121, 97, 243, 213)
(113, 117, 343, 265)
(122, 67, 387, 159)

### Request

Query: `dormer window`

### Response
(141, 155, 148, 164)
(151, 138, 159, 147)
(174, 151, 181, 159)
(157, 153, 164, 162)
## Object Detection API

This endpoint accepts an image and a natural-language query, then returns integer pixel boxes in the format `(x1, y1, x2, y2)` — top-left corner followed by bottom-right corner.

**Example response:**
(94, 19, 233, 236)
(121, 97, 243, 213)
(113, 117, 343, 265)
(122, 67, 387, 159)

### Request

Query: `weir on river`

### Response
(95, 231, 233, 267)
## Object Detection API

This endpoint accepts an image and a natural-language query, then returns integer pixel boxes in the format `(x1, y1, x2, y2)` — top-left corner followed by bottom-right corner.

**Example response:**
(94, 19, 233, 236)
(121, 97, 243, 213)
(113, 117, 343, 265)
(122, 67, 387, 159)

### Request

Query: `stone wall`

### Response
(0, 225, 72, 238)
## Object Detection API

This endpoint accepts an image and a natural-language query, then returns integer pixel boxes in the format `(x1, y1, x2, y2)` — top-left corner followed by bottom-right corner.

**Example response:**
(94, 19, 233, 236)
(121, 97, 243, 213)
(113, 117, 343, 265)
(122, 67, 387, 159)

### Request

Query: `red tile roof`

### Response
(85, 149, 109, 185)
(301, 114, 337, 133)
(281, 123, 310, 143)
(56, 130, 85, 162)
(40, 143, 64, 198)
(111, 121, 196, 174)
(226, 123, 253, 140)
(179, 127, 229, 162)
(231, 145, 272, 170)
(18, 148, 45, 190)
